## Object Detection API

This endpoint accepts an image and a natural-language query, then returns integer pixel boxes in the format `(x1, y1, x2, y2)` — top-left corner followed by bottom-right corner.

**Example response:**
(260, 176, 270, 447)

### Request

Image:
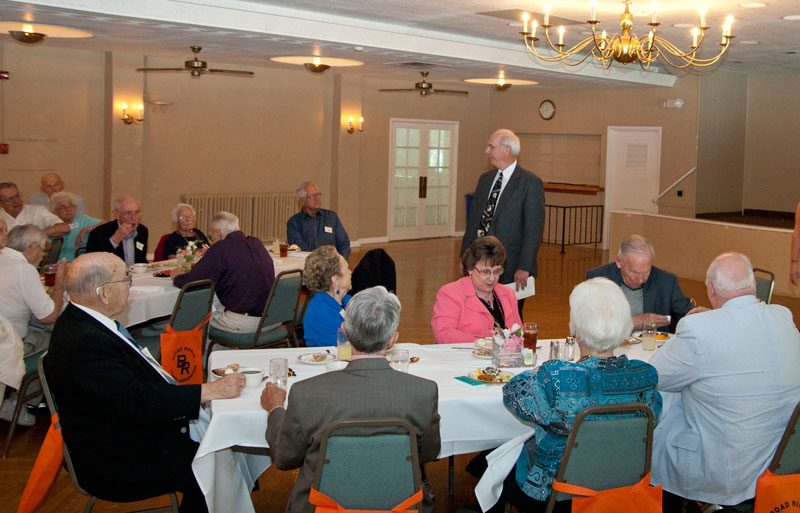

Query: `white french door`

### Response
(387, 119, 459, 240)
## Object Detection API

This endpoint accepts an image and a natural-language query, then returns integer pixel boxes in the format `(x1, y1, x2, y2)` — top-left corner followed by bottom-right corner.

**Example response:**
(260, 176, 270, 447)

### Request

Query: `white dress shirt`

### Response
(0, 247, 55, 338)
(0, 204, 63, 231)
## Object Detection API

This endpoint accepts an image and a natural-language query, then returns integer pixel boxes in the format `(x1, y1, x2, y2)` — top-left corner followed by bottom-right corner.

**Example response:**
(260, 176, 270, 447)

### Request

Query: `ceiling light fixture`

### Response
(1, 21, 92, 45)
(739, 2, 766, 8)
(270, 56, 364, 74)
(519, 0, 734, 70)
(464, 77, 539, 90)
(782, 15, 800, 20)
(9, 24, 45, 44)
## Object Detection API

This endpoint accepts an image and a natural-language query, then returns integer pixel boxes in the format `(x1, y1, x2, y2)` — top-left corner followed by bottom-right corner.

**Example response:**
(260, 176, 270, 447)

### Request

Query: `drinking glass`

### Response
(642, 321, 658, 351)
(336, 327, 352, 362)
(43, 264, 58, 287)
(387, 349, 410, 372)
(523, 322, 539, 349)
(269, 358, 289, 387)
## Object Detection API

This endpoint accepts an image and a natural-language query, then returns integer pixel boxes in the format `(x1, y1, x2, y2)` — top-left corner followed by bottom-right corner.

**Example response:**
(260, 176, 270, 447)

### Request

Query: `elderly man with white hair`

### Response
(499, 277, 662, 511)
(172, 211, 275, 334)
(86, 194, 149, 266)
(49, 191, 102, 261)
(287, 181, 351, 259)
(651, 252, 800, 509)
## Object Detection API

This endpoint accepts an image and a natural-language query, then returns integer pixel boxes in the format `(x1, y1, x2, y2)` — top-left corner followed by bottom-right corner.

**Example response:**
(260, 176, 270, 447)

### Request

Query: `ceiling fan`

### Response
(379, 71, 468, 97)
(136, 46, 254, 78)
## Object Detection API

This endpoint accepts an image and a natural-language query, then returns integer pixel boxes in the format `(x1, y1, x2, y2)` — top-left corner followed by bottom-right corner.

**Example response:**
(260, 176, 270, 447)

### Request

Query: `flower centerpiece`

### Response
(176, 240, 202, 273)
(492, 323, 524, 368)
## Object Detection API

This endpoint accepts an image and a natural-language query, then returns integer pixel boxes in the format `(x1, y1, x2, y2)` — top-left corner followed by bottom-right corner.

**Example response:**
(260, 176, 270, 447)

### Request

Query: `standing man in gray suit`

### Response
(261, 286, 441, 512)
(461, 129, 545, 316)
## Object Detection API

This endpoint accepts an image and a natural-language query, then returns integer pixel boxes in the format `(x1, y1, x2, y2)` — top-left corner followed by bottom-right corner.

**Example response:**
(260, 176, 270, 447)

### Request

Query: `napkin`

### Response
(129, 285, 165, 294)
(475, 431, 531, 511)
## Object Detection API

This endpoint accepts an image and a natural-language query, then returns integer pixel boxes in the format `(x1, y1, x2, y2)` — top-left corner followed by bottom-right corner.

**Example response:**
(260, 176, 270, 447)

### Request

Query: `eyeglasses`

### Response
(0, 193, 22, 203)
(55, 204, 76, 211)
(177, 215, 195, 221)
(474, 266, 504, 277)
(95, 272, 133, 295)
(117, 210, 141, 218)
(486, 144, 508, 150)
(305, 193, 322, 200)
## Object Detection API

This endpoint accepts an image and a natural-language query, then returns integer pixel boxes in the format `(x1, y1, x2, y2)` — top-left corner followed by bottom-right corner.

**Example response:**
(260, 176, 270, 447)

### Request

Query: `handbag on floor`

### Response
(551, 472, 661, 513)
(753, 470, 800, 513)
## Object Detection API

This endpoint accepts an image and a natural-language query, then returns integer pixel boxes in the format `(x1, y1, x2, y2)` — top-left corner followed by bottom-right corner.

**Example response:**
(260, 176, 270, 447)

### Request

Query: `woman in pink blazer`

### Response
(432, 236, 522, 344)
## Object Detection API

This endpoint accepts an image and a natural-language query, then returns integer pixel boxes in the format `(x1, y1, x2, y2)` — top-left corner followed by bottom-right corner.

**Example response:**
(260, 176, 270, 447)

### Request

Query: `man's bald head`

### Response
(67, 253, 129, 316)
(40, 173, 64, 197)
(705, 252, 757, 308)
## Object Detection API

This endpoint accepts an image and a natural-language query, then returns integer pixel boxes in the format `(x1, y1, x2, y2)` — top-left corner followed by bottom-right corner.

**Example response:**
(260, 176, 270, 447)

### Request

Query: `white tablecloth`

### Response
(114, 254, 308, 327)
(196, 339, 663, 513)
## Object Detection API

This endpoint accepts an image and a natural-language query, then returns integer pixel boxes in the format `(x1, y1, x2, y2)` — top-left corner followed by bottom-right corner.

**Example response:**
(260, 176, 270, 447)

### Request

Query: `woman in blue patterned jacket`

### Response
(501, 277, 663, 511)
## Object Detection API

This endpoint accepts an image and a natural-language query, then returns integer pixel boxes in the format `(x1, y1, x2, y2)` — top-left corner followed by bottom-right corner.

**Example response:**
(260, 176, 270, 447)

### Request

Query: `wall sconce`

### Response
(346, 116, 364, 134)
(121, 102, 145, 124)
(661, 98, 685, 109)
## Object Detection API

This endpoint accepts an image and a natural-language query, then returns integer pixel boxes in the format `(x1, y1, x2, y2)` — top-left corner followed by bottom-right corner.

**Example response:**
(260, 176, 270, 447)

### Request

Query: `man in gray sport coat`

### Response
(261, 286, 441, 512)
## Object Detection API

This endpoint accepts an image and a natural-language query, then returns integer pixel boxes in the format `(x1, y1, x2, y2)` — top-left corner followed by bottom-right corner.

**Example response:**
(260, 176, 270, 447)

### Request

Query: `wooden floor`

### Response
(3, 237, 800, 513)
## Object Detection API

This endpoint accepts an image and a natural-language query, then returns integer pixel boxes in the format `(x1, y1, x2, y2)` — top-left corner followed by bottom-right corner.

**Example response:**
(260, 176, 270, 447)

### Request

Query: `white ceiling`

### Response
(0, 0, 798, 90)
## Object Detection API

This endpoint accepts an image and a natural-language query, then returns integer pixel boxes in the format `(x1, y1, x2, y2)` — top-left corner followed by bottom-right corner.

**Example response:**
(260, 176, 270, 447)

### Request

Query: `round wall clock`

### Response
(539, 99, 555, 120)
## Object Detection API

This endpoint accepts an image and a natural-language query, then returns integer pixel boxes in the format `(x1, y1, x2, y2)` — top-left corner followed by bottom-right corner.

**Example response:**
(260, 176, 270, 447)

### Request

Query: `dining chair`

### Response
(153, 233, 170, 262)
(292, 290, 314, 347)
(312, 417, 421, 510)
(207, 269, 303, 353)
(2, 349, 45, 459)
(753, 268, 775, 304)
(36, 352, 179, 513)
(767, 400, 800, 475)
(39, 237, 63, 270)
(545, 402, 656, 513)
(135, 279, 215, 362)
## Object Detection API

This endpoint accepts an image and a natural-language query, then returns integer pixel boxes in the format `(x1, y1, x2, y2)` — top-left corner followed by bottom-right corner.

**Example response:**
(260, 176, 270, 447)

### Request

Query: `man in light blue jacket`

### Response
(650, 252, 800, 506)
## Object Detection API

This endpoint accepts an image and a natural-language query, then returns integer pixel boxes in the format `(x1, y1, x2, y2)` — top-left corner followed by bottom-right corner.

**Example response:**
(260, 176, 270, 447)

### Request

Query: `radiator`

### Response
(181, 193, 297, 242)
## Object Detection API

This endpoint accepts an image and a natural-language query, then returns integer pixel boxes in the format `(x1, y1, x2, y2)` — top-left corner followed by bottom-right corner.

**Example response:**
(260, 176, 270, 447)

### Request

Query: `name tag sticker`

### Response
(325, 226, 333, 233)
(136, 241, 144, 251)
(69, 222, 79, 229)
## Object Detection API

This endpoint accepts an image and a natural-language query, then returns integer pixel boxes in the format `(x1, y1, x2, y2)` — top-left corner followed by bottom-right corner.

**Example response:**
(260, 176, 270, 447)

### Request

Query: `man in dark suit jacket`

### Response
(45, 252, 245, 512)
(261, 286, 441, 513)
(86, 194, 149, 264)
(461, 129, 545, 315)
(587, 234, 693, 331)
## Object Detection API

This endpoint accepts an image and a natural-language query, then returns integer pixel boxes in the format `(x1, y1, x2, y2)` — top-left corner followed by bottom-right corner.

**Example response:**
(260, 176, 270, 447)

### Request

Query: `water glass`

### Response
(269, 358, 289, 387)
(336, 327, 352, 362)
(642, 322, 658, 351)
(387, 349, 410, 372)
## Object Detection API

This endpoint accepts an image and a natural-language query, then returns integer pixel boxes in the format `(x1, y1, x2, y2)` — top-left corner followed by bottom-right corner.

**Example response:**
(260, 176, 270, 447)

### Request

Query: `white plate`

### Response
(298, 352, 336, 365)
(472, 349, 493, 359)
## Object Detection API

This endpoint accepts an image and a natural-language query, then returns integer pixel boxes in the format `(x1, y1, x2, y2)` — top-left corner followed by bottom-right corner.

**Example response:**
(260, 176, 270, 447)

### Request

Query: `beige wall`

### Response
(743, 74, 800, 213)
(488, 77, 701, 219)
(0, 43, 105, 216)
(696, 70, 748, 215)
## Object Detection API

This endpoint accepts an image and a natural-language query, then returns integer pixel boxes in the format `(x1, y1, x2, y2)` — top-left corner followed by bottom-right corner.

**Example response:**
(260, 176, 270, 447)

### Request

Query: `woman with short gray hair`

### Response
(160, 203, 209, 260)
(49, 191, 102, 261)
(499, 277, 662, 511)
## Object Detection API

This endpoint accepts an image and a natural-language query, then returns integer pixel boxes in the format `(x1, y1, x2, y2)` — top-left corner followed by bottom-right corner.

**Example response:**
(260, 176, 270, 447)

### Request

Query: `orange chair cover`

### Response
(753, 469, 800, 513)
(308, 487, 423, 513)
(17, 414, 64, 513)
(551, 472, 662, 513)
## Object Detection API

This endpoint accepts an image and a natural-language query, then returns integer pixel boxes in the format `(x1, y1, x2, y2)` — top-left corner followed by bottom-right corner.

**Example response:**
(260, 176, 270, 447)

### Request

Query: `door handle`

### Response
(419, 176, 427, 199)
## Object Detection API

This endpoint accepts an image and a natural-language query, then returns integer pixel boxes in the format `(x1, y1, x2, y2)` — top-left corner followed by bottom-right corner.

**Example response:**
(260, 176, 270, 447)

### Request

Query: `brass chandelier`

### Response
(520, 0, 734, 70)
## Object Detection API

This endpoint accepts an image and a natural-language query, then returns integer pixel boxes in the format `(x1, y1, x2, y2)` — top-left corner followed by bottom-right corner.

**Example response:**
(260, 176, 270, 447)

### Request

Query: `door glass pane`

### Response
(394, 208, 405, 228)
(405, 208, 416, 226)
(439, 168, 449, 183)
(408, 148, 419, 167)
(395, 168, 405, 186)
(396, 128, 407, 147)
(394, 189, 404, 207)
(406, 167, 418, 187)
(439, 149, 450, 167)
(439, 188, 449, 205)
(428, 149, 438, 167)
(395, 148, 407, 167)
(438, 206, 448, 223)
(440, 130, 451, 148)
(425, 206, 436, 225)
(408, 129, 419, 147)
(429, 129, 439, 147)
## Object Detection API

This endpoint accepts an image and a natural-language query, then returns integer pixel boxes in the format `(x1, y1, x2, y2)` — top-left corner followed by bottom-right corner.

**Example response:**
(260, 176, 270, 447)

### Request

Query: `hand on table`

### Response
(260, 383, 287, 413)
(200, 373, 245, 403)
(513, 270, 530, 291)
(632, 313, 670, 330)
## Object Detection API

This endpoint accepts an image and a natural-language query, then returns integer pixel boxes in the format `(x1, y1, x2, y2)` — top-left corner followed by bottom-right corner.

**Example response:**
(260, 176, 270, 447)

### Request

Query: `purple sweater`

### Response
(173, 231, 275, 315)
